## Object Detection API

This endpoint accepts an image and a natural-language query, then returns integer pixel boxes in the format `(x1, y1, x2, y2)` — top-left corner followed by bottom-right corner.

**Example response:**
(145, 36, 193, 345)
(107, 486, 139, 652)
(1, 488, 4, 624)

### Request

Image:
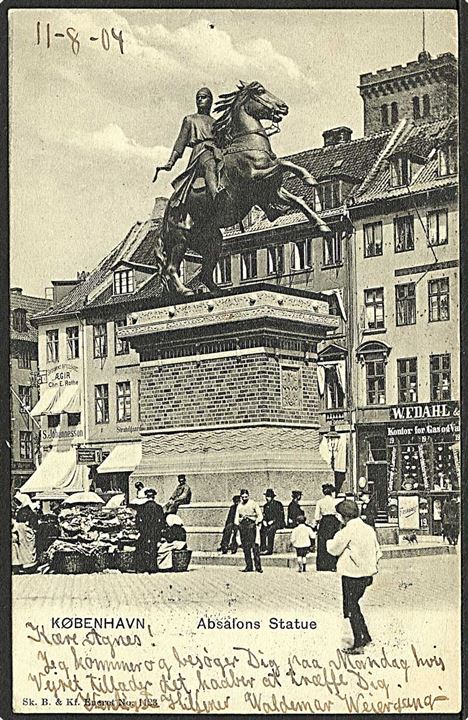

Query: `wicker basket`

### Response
(93, 548, 111, 572)
(115, 550, 136, 573)
(172, 549, 192, 572)
(52, 551, 95, 574)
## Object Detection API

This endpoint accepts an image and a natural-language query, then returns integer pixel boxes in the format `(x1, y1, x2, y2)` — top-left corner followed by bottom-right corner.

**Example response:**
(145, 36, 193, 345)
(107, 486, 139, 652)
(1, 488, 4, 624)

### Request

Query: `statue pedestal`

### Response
(123, 284, 339, 522)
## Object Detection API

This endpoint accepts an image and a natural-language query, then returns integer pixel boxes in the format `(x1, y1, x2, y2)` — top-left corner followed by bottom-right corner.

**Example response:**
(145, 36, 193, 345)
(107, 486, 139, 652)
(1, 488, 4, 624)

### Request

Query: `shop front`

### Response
(357, 401, 460, 532)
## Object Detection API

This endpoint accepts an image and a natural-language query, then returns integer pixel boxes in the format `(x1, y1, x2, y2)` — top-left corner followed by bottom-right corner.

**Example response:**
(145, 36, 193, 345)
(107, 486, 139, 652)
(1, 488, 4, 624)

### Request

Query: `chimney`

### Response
(152, 196, 168, 219)
(51, 279, 81, 304)
(11, 287, 23, 295)
(322, 127, 353, 147)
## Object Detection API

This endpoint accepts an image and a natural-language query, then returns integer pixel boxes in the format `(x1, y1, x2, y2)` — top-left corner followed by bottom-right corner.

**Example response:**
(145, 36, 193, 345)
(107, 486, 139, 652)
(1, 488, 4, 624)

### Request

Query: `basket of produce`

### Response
(93, 547, 111, 572)
(115, 549, 136, 573)
(172, 549, 192, 572)
(51, 550, 95, 574)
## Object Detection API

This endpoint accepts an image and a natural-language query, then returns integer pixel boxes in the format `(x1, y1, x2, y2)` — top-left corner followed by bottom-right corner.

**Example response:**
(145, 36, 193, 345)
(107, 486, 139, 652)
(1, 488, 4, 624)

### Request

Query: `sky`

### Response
(9, 8, 457, 297)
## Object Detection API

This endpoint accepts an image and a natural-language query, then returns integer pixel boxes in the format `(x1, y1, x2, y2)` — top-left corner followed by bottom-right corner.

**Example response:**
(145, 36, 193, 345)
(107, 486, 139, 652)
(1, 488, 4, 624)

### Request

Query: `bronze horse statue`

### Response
(159, 81, 332, 296)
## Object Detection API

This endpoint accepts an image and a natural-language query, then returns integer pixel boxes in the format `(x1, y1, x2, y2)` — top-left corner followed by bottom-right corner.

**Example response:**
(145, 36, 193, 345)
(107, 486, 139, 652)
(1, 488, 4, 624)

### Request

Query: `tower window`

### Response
(422, 94, 430, 117)
(412, 96, 421, 120)
(391, 102, 398, 125)
(381, 104, 389, 128)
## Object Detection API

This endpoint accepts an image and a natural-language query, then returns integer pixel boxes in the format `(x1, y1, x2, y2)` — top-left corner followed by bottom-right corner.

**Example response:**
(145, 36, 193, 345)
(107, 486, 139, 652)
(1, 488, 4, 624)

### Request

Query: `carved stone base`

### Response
(131, 425, 334, 503)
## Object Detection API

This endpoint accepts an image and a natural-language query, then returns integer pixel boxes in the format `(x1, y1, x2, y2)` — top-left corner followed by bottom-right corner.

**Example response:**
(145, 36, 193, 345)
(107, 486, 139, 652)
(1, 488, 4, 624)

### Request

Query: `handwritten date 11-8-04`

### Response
(36, 22, 124, 56)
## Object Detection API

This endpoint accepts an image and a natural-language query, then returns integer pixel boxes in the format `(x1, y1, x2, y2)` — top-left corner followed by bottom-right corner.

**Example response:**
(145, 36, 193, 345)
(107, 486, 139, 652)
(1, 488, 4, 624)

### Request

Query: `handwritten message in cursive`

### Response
(16, 619, 453, 714)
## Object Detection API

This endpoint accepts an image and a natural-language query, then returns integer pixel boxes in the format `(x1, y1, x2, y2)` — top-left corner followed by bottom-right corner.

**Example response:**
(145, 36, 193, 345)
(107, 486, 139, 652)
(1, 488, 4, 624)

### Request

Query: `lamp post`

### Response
(326, 426, 340, 492)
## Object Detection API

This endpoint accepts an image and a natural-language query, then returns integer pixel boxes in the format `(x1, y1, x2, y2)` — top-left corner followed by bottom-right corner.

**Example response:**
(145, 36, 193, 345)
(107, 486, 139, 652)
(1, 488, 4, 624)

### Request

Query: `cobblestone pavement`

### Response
(13, 554, 459, 614)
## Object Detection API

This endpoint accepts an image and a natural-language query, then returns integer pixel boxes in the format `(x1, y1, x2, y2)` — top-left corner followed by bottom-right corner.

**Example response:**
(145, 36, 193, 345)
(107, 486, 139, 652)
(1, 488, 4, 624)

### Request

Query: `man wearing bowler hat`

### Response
(260, 488, 285, 555)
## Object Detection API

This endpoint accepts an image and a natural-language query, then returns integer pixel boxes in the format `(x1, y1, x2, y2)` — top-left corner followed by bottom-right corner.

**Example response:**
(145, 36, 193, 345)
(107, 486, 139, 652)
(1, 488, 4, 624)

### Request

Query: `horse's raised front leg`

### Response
(277, 186, 331, 236)
(278, 159, 318, 187)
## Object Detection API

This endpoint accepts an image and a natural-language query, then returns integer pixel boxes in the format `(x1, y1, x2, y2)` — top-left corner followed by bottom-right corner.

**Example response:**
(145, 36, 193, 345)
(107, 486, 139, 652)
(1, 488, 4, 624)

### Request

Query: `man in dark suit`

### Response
(135, 489, 165, 573)
(218, 495, 240, 554)
(287, 490, 304, 528)
(260, 488, 285, 555)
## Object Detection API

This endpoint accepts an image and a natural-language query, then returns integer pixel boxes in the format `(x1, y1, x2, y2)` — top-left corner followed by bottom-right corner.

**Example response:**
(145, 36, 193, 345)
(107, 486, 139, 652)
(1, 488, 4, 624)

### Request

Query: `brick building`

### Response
(359, 51, 457, 136)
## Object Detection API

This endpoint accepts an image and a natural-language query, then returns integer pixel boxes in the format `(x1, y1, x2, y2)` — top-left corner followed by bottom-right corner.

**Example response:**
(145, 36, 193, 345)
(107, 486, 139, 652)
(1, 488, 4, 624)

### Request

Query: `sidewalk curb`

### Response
(192, 544, 456, 567)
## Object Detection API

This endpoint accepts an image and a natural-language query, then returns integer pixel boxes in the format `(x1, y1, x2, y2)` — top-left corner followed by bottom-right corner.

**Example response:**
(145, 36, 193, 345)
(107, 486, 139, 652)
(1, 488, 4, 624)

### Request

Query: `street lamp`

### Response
(326, 426, 340, 491)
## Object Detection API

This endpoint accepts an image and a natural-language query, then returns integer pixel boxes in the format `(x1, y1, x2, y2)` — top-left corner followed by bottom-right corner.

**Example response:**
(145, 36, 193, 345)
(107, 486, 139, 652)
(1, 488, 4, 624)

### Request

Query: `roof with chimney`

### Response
(10, 290, 51, 342)
(33, 218, 163, 323)
(354, 117, 457, 205)
(222, 130, 391, 240)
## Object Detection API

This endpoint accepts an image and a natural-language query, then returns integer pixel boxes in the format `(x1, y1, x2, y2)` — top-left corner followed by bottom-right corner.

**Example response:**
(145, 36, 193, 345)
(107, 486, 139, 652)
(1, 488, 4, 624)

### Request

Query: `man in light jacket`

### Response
(327, 499, 382, 654)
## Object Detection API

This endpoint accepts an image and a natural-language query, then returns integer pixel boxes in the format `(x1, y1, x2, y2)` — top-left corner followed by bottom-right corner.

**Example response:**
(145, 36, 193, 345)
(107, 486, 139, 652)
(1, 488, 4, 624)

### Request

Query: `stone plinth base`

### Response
(131, 424, 334, 503)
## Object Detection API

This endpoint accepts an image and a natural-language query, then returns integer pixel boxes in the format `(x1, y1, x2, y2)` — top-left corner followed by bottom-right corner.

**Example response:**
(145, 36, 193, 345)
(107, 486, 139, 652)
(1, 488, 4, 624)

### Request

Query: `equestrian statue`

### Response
(153, 81, 332, 296)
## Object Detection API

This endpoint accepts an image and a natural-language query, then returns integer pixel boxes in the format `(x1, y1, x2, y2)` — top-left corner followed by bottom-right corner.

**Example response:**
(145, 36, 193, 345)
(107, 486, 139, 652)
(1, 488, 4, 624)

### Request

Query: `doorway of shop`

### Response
(367, 462, 388, 523)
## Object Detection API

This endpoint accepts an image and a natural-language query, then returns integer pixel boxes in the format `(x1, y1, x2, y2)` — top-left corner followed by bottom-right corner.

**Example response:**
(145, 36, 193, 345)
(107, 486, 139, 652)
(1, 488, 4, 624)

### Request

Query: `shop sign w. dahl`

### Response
(389, 401, 459, 421)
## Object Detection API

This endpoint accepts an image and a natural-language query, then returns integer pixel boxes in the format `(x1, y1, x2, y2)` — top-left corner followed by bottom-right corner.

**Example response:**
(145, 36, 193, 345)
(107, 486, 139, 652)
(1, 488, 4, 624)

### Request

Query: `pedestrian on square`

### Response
(218, 495, 241, 554)
(287, 490, 304, 528)
(164, 474, 192, 515)
(135, 488, 165, 573)
(290, 514, 316, 572)
(441, 496, 460, 545)
(327, 499, 382, 654)
(135, 481, 150, 500)
(315, 483, 341, 571)
(361, 492, 378, 528)
(13, 504, 38, 574)
(260, 489, 285, 555)
(234, 489, 263, 573)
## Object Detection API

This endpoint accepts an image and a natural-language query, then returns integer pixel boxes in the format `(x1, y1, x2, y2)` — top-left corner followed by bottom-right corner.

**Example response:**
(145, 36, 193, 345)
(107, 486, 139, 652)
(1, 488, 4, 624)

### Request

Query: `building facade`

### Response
(350, 116, 459, 531)
(23, 215, 165, 497)
(10, 288, 50, 491)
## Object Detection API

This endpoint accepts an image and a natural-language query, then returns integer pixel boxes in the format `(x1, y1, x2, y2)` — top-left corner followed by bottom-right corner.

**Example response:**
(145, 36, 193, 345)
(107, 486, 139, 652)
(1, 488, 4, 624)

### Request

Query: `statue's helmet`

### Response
(196, 87, 213, 101)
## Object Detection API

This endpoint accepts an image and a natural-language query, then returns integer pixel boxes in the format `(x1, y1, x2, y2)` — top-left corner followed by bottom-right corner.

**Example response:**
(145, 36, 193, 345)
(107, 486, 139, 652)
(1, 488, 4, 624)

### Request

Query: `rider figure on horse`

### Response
(154, 87, 225, 216)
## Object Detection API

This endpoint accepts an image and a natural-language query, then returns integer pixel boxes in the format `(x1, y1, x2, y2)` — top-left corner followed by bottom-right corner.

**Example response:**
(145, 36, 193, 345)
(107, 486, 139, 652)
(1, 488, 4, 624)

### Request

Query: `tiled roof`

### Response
(84, 273, 164, 312)
(10, 292, 51, 342)
(223, 132, 390, 240)
(33, 219, 162, 322)
(355, 118, 458, 204)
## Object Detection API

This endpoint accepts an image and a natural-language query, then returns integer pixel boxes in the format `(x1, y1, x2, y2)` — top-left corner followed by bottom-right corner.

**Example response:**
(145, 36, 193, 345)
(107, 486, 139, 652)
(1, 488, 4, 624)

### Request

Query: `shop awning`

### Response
(20, 449, 91, 493)
(54, 385, 81, 413)
(97, 442, 142, 474)
(30, 385, 81, 416)
(30, 386, 59, 416)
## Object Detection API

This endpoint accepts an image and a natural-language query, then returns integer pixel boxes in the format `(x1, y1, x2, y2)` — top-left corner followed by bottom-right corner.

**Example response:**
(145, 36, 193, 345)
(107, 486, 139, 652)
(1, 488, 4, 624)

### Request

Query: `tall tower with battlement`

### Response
(359, 51, 457, 137)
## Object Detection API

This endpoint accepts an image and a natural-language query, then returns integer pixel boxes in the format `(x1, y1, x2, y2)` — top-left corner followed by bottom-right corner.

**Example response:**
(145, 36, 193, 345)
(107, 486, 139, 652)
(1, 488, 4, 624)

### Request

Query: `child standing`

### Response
(290, 515, 316, 572)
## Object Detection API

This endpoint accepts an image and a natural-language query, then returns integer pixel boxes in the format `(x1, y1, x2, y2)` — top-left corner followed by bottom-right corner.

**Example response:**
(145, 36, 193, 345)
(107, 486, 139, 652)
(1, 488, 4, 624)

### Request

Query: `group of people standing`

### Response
(133, 475, 191, 573)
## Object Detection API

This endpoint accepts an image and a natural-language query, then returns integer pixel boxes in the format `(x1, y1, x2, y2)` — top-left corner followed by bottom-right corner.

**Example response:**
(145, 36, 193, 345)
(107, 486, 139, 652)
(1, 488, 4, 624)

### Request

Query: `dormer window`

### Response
(438, 142, 457, 177)
(389, 153, 411, 187)
(114, 268, 134, 294)
(318, 180, 341, 210)
(12, 308, 27, 332)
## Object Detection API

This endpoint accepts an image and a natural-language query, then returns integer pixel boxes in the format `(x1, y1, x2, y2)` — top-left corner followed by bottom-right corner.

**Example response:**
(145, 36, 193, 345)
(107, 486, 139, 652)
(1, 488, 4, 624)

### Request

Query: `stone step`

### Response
(177, 501, 317, 527)
(191, 543, 456, 567)
(184, 523, 399, 552)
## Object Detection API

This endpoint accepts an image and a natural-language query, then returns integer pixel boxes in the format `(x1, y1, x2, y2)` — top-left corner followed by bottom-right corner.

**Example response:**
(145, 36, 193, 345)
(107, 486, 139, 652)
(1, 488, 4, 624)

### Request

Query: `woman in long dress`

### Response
(157, 515, 187, 571)
(12, 505, 38, 574)
(315, 484, 341, 571)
